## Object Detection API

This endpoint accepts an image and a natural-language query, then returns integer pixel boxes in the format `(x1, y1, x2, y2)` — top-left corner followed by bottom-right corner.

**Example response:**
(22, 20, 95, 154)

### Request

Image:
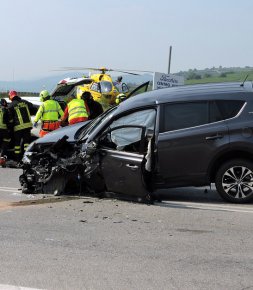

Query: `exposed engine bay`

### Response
(20, 135, 105, 196)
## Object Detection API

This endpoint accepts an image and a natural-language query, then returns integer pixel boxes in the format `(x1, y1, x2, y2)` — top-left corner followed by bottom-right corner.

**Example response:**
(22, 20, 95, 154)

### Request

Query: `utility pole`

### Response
(12, 68, 15, 87)
(168, 46, 172, 74)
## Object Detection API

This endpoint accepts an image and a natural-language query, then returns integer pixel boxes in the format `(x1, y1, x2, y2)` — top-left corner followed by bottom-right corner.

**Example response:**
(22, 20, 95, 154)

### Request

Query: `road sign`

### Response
(153, 72, 184, 90)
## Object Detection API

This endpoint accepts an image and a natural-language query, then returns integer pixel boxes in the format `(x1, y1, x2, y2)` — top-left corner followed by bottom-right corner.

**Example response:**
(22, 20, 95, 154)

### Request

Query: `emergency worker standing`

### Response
(8, 90, 35, 162)
(0, 99, 11, 166)
(61, 93, 89, 125)
(34, 90, 63, 137)
(80, 92, 103, 120)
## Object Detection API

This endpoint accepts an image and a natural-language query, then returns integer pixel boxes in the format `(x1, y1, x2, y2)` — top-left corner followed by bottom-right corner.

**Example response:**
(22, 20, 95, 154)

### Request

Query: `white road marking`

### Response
(159, 201, 253, 213)
(0, 284, 44, 290)
(0, 186, 20, 190)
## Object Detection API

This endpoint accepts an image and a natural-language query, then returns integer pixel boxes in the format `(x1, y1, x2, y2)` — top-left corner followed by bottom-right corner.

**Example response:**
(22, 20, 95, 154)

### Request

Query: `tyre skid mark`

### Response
(0, 196, 79, 210)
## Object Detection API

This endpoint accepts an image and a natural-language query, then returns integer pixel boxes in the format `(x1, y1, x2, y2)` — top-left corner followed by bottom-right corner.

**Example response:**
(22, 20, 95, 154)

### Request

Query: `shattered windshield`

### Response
(77, 106, 117, 140)
(100, 81, 113, 93)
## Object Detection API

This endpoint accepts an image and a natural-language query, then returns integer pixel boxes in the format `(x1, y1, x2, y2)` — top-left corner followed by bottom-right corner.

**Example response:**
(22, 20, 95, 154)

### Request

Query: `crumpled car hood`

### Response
(34, 121, 89, 144)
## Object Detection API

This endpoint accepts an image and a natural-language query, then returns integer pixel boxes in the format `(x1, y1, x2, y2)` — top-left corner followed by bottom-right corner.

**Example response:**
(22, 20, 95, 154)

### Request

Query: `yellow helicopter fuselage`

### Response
(77, 73, 119, 111)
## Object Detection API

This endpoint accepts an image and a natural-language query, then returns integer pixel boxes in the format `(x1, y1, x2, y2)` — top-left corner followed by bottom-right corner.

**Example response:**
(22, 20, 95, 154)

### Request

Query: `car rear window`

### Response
(215, 100, 245, 120)
(161, 99, 245, 133)
(162, 101, 208, 132)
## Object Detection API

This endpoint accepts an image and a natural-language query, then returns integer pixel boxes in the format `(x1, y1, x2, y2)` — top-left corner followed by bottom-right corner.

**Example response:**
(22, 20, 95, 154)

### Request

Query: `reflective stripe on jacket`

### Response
(13, 102, 32, 132)
(34, 100, 63, 122)
(67, 99, 88, 122)
(0, 107, 7, 130)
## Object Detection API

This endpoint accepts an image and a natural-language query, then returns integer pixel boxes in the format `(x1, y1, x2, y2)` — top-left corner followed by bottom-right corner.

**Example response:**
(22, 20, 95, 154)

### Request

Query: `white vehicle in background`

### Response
(22, 96, 41, 138)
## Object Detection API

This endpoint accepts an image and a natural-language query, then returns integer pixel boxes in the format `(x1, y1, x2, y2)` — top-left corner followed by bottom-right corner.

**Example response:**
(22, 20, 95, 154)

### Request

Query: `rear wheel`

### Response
(215, 159, 253, 203)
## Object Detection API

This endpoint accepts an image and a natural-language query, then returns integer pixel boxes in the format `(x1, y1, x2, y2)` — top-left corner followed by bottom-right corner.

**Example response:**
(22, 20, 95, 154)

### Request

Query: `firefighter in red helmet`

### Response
(8, 90, 35, 163)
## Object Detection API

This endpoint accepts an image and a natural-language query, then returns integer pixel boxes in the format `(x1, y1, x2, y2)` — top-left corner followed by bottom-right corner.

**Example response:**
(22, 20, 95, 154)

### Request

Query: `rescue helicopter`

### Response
(51, 67, 149, 111)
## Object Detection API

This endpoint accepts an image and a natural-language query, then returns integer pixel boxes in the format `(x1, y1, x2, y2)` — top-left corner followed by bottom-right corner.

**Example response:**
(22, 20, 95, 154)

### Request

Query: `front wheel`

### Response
(215, 159, 253, 203)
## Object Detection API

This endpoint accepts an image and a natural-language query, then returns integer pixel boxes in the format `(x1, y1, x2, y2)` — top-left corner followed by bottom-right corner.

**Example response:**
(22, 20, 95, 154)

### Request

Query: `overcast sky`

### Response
(1, 0, 253, 81)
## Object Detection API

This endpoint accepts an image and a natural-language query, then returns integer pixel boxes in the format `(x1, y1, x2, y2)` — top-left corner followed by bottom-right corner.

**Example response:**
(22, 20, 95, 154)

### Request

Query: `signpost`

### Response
(153, 72, 184, 90)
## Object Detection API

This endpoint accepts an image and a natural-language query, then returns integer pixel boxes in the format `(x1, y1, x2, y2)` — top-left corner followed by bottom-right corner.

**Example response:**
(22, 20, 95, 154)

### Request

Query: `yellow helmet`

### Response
(115, 93, 127, 105)
(40, 90, 51, 102)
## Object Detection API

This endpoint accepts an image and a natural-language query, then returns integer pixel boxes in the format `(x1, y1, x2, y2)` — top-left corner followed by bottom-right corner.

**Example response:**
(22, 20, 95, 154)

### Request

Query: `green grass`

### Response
(185, 70, 253, 85)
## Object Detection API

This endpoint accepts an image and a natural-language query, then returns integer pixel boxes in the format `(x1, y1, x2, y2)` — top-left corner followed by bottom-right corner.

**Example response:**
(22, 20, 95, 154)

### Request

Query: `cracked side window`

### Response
(100, 109, 156, 153)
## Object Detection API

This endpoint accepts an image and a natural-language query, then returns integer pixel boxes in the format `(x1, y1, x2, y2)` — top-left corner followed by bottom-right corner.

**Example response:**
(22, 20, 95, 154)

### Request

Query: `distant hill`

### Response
(0, 73, 83, 93)
(175, 66, 253, 84)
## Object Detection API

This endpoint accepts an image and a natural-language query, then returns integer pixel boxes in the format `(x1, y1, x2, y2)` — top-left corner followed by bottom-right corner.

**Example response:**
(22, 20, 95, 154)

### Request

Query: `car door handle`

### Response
(126, 164, 139, 169)
(205, 134, 223, 140)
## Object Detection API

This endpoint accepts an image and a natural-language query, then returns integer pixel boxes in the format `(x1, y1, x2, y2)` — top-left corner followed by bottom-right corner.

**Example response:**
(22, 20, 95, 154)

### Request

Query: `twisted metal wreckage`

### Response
(19, 108, 156, 203)
(20, 134, 105, 196)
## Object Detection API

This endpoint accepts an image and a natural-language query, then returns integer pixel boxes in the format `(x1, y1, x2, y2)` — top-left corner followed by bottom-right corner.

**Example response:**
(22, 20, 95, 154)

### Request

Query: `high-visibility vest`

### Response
(68, 99, 88, 122)
(13, 102, 32, 132)
(34, 100, 63, 122)
(0, 107, 7, 130)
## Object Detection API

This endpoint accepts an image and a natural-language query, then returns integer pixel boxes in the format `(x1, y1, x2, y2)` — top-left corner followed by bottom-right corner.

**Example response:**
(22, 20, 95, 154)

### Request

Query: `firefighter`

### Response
(33, 90, 63, 137)
(80, 91, 103, 120)
(8, 90, 35, 163)
(0, 99, 11, 166)
(61, 92, 89, 125)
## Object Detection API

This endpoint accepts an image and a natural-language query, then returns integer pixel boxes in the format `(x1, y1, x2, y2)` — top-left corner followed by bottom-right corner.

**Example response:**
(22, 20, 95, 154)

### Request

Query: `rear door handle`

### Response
(126, 164, 139, 169)
(205, 134, 223, 140)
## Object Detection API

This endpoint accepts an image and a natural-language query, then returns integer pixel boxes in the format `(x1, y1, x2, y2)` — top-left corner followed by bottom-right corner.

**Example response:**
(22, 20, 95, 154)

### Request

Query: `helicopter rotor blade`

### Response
(60, 67, 98, 71)
(52, 67, 153, 75)
(110, 70, 140, 76)
(112, 68, 155, 73)
(122, 71, 140, 76)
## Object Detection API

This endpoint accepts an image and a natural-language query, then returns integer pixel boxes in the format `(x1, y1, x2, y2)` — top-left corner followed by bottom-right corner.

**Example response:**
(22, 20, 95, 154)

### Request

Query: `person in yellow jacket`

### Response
(34, 90, 63, 137)
(61, 93, 89, 125)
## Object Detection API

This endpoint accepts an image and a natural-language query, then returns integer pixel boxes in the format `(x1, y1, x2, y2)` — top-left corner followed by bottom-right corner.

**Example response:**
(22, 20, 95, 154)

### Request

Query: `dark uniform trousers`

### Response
(0, 129, 11, 157)
(14, 128, 31, 161)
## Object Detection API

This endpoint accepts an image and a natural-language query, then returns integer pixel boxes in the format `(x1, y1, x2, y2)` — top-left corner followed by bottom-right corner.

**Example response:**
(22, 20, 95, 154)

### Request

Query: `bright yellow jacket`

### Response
(67, 99, 88, 123)
(34, 100, 63, 122)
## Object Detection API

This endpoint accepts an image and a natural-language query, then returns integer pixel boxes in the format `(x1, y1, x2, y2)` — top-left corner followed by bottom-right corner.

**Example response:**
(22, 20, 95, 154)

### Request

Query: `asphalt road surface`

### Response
(0, 168, 252, 290)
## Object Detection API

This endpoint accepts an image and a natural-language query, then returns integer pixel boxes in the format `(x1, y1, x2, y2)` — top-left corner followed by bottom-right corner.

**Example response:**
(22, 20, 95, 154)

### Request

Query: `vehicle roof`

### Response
(51, 77, 93, 97)
(116, 82, 253, 113)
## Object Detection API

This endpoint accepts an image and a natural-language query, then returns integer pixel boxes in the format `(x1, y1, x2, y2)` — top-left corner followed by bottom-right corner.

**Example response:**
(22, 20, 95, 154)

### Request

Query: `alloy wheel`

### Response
(222, 166, 253, 199)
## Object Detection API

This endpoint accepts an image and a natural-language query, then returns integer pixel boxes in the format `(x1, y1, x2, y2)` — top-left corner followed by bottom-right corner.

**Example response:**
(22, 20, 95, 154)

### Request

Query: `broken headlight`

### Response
(22, 152, 34, 164)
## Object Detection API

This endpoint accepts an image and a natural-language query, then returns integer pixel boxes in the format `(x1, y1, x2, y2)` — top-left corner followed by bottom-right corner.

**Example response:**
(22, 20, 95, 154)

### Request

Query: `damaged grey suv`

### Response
(20, 82, 253, 203)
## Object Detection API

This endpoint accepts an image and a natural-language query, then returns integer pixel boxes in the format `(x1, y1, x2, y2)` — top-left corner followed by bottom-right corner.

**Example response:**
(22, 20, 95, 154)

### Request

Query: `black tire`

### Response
(215, 159, 253, 203)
